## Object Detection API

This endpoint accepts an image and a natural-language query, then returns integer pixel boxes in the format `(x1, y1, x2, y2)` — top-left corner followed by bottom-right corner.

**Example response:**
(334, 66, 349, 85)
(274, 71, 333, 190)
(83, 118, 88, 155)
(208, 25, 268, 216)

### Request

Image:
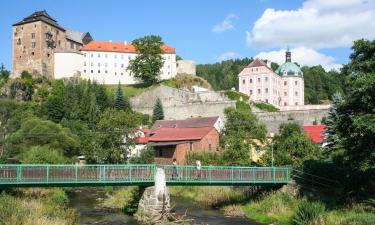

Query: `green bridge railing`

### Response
(0, 164, 291, 187)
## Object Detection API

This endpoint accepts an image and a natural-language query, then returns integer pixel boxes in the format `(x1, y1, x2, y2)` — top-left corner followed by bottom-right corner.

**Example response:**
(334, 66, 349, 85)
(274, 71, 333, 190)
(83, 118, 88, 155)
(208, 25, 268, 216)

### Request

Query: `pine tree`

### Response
(115, 82, 125, 110)
(323, 92, 342, 150)
(152, 98, 164, 121)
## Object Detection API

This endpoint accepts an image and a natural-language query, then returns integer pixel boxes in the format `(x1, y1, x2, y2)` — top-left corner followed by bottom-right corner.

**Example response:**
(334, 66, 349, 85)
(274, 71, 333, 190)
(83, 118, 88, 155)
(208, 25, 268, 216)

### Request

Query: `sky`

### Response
(1, 0, 375, 72)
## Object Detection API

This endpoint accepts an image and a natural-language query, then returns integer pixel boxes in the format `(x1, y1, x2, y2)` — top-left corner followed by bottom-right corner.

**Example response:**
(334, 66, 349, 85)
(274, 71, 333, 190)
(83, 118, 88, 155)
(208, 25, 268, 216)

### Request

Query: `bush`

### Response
(225, 90, 249, 102)
(292, 201, 325, 225)
(186, 152, 223, 165)
(20, 145, 68, 164)
(129, 147, 155, 164)
(103, 187, 140, 215)
(254, 102, 279, 112)
(48, 188, 69, 206)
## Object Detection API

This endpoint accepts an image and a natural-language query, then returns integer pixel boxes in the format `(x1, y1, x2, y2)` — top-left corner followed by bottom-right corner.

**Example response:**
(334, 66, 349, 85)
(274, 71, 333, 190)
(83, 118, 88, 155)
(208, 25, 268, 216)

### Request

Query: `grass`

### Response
(169, 186, 246, 208)
(0, 188, 77, 225)
(106, 83, 155, 98)
(103, 186, 140, 215)
(253, 102, 279, 112)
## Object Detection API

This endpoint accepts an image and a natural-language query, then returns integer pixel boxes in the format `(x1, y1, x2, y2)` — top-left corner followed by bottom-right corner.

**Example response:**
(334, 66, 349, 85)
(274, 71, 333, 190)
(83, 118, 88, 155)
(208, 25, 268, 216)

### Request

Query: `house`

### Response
(128, 128, 150, 158)
(303, 125, 325, 144)
(148, 117, 221, 164)
(238, 48, 304, 108)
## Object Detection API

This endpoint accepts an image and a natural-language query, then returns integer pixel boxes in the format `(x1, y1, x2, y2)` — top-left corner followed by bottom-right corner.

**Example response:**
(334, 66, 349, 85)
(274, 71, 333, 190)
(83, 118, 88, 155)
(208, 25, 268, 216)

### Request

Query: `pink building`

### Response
(239, 49, 304, 107)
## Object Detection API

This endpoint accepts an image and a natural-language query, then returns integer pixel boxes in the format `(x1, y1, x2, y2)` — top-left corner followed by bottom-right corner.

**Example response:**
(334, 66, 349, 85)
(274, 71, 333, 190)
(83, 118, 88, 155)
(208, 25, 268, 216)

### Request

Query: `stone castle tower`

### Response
(12, 10, 92, 78)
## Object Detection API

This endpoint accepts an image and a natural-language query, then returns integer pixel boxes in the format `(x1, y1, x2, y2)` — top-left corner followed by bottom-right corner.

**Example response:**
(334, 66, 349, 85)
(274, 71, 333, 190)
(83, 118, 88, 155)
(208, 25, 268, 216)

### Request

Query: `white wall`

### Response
(54, 52, 85, 79)
(81, 51, 176, 85)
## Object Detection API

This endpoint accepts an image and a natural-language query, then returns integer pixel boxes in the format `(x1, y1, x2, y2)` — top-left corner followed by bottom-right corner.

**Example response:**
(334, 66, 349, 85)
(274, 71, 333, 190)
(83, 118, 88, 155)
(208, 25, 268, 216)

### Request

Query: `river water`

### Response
(68, 187, 262, 225)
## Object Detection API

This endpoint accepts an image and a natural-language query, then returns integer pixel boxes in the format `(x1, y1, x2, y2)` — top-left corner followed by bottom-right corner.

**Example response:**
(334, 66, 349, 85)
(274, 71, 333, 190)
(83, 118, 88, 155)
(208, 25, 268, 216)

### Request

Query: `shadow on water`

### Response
(68, 187, 263, 225)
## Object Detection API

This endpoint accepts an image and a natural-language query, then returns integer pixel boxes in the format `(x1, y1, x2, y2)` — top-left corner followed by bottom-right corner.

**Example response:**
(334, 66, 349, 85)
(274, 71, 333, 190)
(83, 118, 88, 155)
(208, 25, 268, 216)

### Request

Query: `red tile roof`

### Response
(303, 125, 326, 144)
(80, 41, 175, 54)
(134, 128, 150, 144)
(148, 127, 214, 142)
(150, 116, 219, 133)
(246, 58, 269, 68)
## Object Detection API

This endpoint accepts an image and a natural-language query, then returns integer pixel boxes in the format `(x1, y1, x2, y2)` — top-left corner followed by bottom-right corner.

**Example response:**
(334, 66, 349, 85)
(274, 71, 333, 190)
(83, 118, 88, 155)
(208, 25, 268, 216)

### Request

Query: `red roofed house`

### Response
(148, 117, 221, 164)
(303, 125, 326, 144)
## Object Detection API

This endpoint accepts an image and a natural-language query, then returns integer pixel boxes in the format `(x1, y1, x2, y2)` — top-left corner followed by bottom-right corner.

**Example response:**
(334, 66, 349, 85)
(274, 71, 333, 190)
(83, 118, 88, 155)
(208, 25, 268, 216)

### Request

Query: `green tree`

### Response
(95, 108, 141, 163)
(20, 145, 67, 164)
(262, 122, 320, 167)
(127, 35, 165, 84)
(323, 93, 343, 151)
(129, 147, 155, 164)
(335, 73, 375, 170)
(7, 117, 79, 158)
(152, 97, 164, 121)
(343, 39, 375, 75)
(221, 107, 266, 165)
(0, 64, 10, 81)
(114, 82, 130, 110)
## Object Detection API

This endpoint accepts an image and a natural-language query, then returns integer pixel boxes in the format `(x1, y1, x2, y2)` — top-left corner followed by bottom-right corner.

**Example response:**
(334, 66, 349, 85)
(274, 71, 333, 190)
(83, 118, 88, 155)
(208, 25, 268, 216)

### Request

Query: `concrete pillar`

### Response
(136, 168, 170, 224)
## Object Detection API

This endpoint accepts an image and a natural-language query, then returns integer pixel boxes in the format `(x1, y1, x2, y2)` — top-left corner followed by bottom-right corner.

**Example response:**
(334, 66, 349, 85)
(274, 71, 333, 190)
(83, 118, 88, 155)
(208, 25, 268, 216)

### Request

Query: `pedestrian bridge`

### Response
(0, 164, 291, 187)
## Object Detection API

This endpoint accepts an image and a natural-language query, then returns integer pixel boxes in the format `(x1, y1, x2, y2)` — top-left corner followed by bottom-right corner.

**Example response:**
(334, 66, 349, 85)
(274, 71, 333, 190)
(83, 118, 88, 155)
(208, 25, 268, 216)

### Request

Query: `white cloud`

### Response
(212, 14, 239, 33)
(255, 47, 342, 71)
(216, 51, 240, 62)
(247, 0, 375, 48)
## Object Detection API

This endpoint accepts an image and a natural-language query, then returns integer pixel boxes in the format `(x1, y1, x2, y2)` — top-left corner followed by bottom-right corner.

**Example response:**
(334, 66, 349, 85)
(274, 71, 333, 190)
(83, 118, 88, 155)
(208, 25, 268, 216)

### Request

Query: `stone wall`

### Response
(130, 85, 236, 120)
(255, 109, 329, 134)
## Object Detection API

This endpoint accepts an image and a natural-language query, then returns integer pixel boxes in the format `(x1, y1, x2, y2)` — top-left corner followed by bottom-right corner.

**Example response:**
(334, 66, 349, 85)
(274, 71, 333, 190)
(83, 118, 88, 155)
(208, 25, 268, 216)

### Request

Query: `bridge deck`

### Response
(0, 164, 291, 187)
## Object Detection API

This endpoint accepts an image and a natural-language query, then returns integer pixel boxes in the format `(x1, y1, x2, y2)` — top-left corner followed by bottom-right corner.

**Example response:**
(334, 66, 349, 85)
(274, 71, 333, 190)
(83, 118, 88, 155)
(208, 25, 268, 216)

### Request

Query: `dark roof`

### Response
(148, 127, 214, 142)
(150, 116, 219, 133)
(246, 58, 268, 68)
(13, 10, 65, 31)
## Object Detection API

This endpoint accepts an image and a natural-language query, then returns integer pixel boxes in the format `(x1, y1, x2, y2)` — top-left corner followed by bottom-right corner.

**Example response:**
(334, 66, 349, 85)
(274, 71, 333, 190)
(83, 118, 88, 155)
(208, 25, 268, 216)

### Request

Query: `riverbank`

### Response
(169, 186, 375, 225)
(0, 188, 77, 225)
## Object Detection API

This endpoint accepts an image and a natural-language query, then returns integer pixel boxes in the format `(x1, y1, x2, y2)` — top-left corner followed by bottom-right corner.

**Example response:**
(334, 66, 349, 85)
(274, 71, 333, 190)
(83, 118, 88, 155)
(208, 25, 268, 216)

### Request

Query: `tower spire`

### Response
(285, 46, 291, 63)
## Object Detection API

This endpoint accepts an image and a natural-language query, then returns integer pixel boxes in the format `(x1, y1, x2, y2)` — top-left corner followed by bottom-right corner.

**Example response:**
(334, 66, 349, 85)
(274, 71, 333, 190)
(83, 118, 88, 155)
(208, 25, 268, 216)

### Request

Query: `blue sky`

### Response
(1, 0, 374, 72)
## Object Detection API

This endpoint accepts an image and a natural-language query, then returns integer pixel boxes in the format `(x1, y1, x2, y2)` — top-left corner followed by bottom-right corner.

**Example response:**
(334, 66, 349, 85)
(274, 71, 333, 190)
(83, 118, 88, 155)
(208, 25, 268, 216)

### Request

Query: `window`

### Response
(84, 70, 86, 73)
(295, 102, 299, 106)
(34, 24, 36, 28)
(284, 102, 287, 106)
(295, 91, 298, 96)
(31, 33, 35, 39)
(128, 55, 131, 60)
(258, 89, 261, 94)
(121, 64, 124, 68)
(242, 79, 245, 84)
(31, 42, 36, 48)
(250, 78, 252, 83)
(105, 54, 108, 58)
(284, 81, 287, 86)
(91, 62, 93, 66)
(295, 81, 298, 85)
(115, 72, 117, 75)
(114, 55, 117, 59)
(250, 89, 253, 95)
(91, 53, 93, 57)
(257, 78, 261, 82)
(31, 52, 34, 56)
(105, 70, 108, 74)
(209, 144, 212, 151)
(284, 92, 287, 96)
(70, 42, 74, 49)
(91, 70, 93, 73)
(17, 38, 21, 45)
(58, 40, 61, 46)
(256, 68, 258, 71)
(84, 62, 86, 66)
(98, 70, 100, 73)
(265, 99, 268, 103)
(157, 149, 162, 157)
(265, 77, 268, 82)
(98, 53, 100, 58)
(189, 142, 193, 151)
(265, 88, 268, 93)
(121, 72, 123, 76)
(47, 53, 50, 57)
(98, 63, 100, 67)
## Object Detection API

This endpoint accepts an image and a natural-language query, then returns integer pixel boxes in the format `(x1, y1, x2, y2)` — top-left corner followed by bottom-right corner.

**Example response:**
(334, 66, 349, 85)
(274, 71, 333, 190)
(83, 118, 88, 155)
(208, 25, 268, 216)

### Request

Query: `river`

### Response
(68, 187, 263, 225)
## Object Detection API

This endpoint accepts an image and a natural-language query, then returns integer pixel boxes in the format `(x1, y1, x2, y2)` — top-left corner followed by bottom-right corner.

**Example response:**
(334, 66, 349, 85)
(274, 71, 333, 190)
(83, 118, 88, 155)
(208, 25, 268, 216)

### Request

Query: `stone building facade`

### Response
(239, 49, 304, 107)
(12, 10, 92, 78)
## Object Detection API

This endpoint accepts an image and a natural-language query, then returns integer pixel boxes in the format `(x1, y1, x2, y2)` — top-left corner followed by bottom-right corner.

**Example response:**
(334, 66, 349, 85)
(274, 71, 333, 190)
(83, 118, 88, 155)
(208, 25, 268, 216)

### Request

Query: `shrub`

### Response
(186, 152, 223, 165)
(48, 188, 69, 206)
(292, 201, 325, 225)
(19, 145, 67, 164)
(254, 102, 279, 112)
(225, 90, 249, 102)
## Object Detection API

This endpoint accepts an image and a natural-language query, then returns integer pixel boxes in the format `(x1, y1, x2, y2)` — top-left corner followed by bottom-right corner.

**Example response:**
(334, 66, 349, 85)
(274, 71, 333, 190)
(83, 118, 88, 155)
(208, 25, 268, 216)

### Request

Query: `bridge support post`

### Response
(136, 168, 170, 224)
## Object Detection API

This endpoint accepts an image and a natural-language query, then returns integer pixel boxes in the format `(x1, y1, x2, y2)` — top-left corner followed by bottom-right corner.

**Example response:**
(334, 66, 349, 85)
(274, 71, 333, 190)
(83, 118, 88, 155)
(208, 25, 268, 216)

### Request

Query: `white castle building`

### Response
(54, 40, 177, 84)
(239, 49, 304, 108)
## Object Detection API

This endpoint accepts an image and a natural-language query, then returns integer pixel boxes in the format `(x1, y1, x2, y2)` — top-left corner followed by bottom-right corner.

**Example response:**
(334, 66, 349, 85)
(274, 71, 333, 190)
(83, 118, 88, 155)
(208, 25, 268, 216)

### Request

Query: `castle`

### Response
(238, 49, 304, 108)
(12, 10, 178, 84)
